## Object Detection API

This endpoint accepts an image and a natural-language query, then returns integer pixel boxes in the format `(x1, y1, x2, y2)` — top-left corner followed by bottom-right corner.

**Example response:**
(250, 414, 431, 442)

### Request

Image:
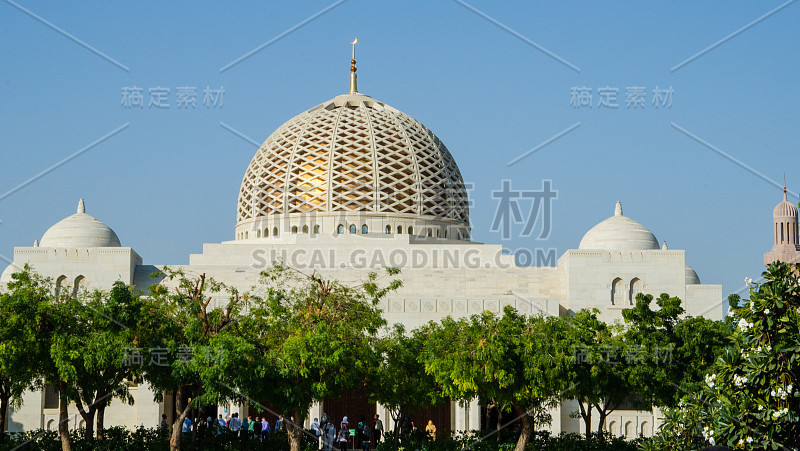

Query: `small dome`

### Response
(578, 201, 660, 251)
(39, 199, 121, 248)
(685, 265, 700, 285)
(774, 190, 797, 218)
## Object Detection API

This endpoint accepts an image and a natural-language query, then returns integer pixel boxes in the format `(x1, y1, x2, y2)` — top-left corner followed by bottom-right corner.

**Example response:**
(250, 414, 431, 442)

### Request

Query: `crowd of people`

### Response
(163, 410, 422, 451)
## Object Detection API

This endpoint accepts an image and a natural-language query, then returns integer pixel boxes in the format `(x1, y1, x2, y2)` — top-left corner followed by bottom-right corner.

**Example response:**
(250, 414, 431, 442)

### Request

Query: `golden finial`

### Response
(785, 173, 788, 201)
(349, 37, 358, 94)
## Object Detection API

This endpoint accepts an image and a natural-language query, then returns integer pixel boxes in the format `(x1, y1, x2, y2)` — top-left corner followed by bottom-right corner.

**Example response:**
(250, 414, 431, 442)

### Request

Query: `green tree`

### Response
(647, 263, 800, 450)
(141, 268, 253, 451)
(68, 283, 145, 440)
(420, 307, 571, 451)
(562, 309, 639, 438)
(242, 265, 399, 451)
(369, 323, 444, 437)
(0, 266, 49, 443)
(622, 293, 731, 409)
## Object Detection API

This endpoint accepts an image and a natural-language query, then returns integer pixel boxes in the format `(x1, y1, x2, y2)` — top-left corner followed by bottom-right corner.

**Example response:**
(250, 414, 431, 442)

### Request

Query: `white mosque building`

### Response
(1, 50, 724, 439)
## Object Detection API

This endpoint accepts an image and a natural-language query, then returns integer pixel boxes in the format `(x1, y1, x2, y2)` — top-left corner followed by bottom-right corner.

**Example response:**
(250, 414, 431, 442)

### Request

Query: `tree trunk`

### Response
(78, 407, 96, 440)
(287, 411, 305, 451)
(514, 411, 534, 451)
(58, 380, 72, 451)
(595, 399, 613, 439)
(595, 405, 608, 440)
(170, 386, 192, 451)
(0, 390, 9, 443)
(96, 404, 106, 440)
(578, 400, 592, 438)
(496, 404, 503, 442)
(75, 396, 97, 440)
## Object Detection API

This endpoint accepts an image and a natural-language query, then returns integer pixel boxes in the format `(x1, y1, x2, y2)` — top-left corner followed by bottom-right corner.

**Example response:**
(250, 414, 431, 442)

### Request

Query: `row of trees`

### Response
(4, 263, 795, 450)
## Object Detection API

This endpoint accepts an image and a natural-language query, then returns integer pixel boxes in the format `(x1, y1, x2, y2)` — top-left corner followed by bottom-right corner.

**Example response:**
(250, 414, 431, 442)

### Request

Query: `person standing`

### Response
(241, 415, 250, 439)
(425, 420, 436, 441)
(275, 415, 285, 432)
(310, 417, 321, 450)
(372, 414, 383, 445)
(247, 415, 255, 438)
(261, 417, 270, 440)
(253, 416, 263, 439)
(356, 415, 366, 446)
(160, 414, 168, 430)
(323, 423, 336, 451)
(229, 412, 241, 435)
(338, 416, 349, 451)
(361, 419, 372, 451)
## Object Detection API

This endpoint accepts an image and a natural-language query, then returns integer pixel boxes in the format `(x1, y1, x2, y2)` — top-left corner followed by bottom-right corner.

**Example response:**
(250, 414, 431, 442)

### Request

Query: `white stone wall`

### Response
(3, 232, 721, 437)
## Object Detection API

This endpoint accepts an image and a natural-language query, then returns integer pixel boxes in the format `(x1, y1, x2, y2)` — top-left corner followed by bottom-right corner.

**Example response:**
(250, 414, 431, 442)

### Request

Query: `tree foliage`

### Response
(649, 262, 800, 450)
(419, 306, 572, 451)
(241, 264, 400, 451)
(0, 266, 50, 443)
(369, 323, 445, 436)
(141, 267, 254, 451)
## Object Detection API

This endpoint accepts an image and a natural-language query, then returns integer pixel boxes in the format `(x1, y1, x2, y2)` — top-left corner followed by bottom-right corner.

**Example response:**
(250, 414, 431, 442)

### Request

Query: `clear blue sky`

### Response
(1, 1, 798, 306)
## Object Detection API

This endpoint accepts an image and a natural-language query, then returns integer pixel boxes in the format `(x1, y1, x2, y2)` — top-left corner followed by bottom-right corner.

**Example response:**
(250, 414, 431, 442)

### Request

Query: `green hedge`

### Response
(1, 427, 642, 451)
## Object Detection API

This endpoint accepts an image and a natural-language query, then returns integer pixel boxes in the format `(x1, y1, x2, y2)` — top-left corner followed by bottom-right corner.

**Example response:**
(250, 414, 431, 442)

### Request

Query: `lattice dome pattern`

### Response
(236, 92, 470, 236)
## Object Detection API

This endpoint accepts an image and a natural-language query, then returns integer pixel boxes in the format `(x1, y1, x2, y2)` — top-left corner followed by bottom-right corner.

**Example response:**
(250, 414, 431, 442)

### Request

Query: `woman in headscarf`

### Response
(337, 416, 350, 451)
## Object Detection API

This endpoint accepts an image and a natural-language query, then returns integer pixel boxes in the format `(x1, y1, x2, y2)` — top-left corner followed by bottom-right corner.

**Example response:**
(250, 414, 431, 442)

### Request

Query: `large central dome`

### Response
(236, 92, 470, 240)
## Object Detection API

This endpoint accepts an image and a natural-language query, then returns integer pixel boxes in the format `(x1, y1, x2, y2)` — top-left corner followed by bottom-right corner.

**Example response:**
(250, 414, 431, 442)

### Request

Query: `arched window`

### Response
(256, 229, 261, 238)
(72, 275, 85, 298)
(361, 225, 368, 234)
(611, 278, 624, 305)
(408, 226, 413, 235)
(781, 223, 785, 243)
(291, 226, 298, 234)
(640, 421, 650, 436)
(608, 421, 617, 436)
(385, 225, 391, 234)
(337, 224, 345, 234)
(444, 230, 448, 238)
(397, 225, 403, 234)
(436, 230, 440, 237)
(264, 228, 269, 237)
(55, 275, 67, 297)
(349, 224, 356, 234)
(245, 231, 249, 239)
(314, 225, 320, 234)
(302, 225, 309, 234)
(427, 229, 432, 237)
(629, 278, 642, 305)
(273, 227, 279, 237)
(624, 421, 632, 438)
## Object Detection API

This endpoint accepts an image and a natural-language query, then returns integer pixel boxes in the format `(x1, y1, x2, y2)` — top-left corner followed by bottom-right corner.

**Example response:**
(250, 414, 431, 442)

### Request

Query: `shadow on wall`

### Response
(6, 405, 25, 433)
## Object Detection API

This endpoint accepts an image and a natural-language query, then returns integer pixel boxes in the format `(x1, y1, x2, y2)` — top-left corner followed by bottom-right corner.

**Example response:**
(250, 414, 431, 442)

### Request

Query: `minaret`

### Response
(349, 37, 358, 94)
(764, 182, 800, 266)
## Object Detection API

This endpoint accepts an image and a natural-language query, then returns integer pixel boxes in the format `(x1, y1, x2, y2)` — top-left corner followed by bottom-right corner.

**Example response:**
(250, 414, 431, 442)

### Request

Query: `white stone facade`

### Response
(1, 87, 724, 438)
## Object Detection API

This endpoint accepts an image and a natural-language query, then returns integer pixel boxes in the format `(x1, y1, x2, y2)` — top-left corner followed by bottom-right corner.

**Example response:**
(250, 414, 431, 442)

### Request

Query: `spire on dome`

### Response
(78, 198, 85, 214)
(349, 37, 358, 94)
(615, 200, 622, 216)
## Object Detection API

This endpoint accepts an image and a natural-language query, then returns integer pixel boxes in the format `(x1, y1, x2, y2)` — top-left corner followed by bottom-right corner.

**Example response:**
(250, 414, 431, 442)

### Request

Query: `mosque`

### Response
(4, 43, 757, 439)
